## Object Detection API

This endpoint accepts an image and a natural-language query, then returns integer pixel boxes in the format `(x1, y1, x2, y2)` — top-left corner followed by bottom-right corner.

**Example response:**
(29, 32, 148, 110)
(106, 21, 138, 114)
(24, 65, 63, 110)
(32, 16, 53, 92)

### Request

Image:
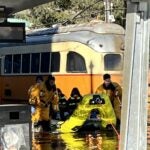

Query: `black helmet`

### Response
(48, 75, 55, 81)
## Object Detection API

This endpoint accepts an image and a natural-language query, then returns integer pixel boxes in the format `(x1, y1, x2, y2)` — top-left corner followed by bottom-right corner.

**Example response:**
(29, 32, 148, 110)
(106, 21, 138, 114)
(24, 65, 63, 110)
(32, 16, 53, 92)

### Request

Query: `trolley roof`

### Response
(27, 21, 125, 36)
(0, 21, 125, 53)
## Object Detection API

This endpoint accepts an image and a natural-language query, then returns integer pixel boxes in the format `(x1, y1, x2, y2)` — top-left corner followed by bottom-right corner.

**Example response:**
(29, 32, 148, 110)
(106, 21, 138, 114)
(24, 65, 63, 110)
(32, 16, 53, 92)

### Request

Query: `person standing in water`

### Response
(95, 73, 122, 127)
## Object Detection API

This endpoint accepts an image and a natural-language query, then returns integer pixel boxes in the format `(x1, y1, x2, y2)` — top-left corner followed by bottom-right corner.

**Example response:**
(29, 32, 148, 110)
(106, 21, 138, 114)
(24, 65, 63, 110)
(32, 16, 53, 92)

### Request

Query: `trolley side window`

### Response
(66, 51, 86, 72)
(41, 52, 50, 73)
(3, 52, 60, 74)
(104, 54, 122, 71)
(13, 54, 21, 73)
(22, 53, 30, 73)
(4, 55, 12, 73)
(50, 52, 60, 72)
(31, 53, 40, 73)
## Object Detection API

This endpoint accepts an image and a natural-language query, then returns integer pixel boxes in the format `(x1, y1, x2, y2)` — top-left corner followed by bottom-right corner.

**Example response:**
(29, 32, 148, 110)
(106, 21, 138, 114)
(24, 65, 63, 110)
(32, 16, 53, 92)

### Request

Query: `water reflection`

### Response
(32, 131, 119, 150)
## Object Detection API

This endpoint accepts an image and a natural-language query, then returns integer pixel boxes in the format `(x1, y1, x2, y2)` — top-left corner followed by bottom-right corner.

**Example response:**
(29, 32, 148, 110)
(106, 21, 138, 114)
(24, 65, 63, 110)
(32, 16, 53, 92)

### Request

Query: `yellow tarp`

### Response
(58, 94, 116, 133)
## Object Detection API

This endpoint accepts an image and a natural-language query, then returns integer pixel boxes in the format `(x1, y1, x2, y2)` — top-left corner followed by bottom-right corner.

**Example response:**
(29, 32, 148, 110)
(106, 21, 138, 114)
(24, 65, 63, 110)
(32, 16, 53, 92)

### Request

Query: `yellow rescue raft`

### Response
(57, 93, 116, 133)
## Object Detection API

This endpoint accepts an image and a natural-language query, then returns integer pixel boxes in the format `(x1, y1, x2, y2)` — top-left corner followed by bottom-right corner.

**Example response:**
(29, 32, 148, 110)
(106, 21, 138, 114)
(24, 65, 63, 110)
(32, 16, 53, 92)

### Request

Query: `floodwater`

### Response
(31, 105, 150, 150)
(32, 130, 119, 150)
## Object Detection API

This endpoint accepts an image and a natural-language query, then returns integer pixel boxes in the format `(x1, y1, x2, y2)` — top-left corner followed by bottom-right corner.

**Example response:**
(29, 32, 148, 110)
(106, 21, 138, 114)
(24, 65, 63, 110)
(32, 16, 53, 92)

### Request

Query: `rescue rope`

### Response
(110, 123, 120, 150)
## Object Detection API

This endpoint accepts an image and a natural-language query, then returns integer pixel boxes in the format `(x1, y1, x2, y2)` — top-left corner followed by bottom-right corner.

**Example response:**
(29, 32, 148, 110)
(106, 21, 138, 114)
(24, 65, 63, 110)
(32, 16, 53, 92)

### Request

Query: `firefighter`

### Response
(95, 73, 122, 127)
(57, 88, 69, 121)
(67, 87, 82, 116)
(28, 75, 59, 132)
(46, 75, 59, 120)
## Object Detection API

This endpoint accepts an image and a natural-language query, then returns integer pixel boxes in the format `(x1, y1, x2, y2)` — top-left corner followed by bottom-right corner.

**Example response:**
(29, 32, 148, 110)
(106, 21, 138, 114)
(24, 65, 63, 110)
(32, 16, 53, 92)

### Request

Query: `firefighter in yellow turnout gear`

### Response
(28, 75, 59, 132)
(95, 74, 122, 127)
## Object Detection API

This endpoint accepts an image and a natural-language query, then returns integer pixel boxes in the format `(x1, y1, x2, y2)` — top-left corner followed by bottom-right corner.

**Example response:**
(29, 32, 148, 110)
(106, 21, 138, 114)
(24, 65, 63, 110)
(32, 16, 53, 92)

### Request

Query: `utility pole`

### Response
(104, 0, 110, 22)
(120, 1, 150, 149)
(103, 0, 114, 23)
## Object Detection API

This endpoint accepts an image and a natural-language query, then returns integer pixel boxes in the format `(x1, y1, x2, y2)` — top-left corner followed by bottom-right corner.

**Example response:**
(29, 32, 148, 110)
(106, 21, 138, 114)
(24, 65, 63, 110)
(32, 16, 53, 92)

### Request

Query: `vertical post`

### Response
(103, 0, 111, 23)
(120, 0, 150, 150)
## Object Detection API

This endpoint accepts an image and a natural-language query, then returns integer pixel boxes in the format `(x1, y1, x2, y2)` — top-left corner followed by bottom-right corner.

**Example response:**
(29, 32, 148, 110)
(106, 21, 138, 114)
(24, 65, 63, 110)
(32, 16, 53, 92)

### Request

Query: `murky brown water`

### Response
(31, 98, 150, 150)
(32, 130, 119, 150)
